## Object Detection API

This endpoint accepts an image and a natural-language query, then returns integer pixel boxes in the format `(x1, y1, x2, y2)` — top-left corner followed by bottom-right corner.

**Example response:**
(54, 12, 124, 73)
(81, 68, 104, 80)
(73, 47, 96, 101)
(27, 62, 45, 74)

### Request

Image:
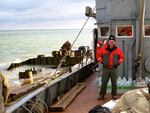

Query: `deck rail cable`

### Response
(30, 16, 91, 112)
(21, 105, 32, 113)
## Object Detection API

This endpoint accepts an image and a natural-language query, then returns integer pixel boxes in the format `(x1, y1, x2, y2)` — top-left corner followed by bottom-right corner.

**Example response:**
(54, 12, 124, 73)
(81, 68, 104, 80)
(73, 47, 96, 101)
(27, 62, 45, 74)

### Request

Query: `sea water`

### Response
(0, 29, 93, 80)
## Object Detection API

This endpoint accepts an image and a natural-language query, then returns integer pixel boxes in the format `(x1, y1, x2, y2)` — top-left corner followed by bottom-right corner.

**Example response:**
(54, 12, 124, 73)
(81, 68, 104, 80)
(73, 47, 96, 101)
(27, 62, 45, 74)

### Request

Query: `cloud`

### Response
(0, 0, 44, 11)
(0, 0, 95, 29)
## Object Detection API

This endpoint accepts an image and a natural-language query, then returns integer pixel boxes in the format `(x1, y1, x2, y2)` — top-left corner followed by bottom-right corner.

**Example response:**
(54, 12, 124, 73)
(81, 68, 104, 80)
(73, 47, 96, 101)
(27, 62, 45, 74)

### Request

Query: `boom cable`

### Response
(71, 17, 90, 48)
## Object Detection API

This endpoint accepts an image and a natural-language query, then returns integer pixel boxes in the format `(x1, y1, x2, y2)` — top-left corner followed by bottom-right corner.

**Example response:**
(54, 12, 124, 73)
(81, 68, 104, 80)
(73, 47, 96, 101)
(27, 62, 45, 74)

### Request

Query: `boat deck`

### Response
(49, 72, 113, 113)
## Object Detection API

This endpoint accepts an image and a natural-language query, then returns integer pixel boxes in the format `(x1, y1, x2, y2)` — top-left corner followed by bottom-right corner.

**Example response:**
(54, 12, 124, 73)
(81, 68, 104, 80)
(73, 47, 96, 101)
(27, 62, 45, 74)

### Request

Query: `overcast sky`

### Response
(0, 0, 96, 30)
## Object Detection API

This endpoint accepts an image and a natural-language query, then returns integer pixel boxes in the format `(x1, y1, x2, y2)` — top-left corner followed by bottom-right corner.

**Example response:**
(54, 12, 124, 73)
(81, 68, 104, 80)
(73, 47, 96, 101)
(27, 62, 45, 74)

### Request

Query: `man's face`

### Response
(108, 40, 115, 49)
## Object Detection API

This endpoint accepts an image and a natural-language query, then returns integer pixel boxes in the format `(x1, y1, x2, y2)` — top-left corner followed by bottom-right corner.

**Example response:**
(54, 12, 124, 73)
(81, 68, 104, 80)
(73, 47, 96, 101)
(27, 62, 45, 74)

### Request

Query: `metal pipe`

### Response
(137, 0, 146, 56)
(93, 28, 98, 62)
(122, 40, 125, 79)
(136, 0, 146, 80)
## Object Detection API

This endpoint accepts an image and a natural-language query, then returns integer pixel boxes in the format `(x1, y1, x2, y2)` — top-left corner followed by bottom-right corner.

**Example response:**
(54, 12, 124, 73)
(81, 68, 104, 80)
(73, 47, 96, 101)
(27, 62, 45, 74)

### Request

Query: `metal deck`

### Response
(49, 72, 113, 113)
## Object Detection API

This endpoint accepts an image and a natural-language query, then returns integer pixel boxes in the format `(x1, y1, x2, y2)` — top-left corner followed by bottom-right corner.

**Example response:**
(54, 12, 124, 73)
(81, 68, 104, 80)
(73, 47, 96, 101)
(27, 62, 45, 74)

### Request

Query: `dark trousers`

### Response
(100, 68, 117, 96)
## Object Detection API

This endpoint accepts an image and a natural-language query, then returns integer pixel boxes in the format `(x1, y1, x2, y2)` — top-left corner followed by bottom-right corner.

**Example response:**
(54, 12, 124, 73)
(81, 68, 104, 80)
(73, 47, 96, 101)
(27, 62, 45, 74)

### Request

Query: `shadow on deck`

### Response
(49, 72, 113, 113)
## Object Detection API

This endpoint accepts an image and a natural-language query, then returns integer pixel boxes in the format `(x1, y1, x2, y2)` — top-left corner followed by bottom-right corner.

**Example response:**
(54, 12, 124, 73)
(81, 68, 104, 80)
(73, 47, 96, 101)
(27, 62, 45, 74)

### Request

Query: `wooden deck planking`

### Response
(49, 72, 112, 113)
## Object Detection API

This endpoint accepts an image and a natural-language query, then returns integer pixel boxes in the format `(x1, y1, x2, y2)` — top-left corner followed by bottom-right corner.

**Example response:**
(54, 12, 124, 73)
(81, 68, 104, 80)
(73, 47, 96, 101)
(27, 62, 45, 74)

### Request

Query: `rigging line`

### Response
(71, 6, 96, 50)
(71, 17, 90, 49)
(30, 17, 91, 111)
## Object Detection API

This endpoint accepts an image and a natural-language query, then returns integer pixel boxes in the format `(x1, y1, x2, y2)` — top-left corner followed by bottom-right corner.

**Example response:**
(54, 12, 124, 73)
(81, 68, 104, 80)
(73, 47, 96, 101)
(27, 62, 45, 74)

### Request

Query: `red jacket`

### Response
(96, 44, 124, 69)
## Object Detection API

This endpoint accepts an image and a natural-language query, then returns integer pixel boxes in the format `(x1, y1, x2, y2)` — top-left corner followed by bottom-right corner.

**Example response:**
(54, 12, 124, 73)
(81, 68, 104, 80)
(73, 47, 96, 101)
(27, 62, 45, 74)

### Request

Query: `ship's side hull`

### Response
(6, 62, 95, 113)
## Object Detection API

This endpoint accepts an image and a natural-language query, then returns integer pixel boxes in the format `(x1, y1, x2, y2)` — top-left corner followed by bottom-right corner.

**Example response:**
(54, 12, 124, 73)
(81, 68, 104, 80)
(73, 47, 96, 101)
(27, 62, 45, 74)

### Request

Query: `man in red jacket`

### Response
(96, 35, 124, 100)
